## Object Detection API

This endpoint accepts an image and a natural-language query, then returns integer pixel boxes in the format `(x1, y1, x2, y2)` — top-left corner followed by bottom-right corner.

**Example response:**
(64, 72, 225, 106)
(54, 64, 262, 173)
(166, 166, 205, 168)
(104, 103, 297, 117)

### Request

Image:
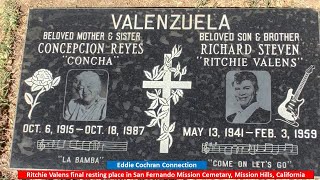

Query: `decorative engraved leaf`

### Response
(24, 77, 33, 86)
(172, 94, 179, 105)
(145, 110, 157, 118)
(157, 132, 169, 141)
(157, 104, 162, 114)
(168, 122, 176, 132)
(163, 124, 168, 132)
(170, 68, 176, 72)
(174, 71, 179, 78)
(149, 99, 158, 109)
(159, 98, 168, 105)
(24, 93, 33, 105)
(177, 62, 181, 71)
(152, 65, 159, 78)
(147, 118, 158, 127)
(144, 71, 153, 80)
(154, 70, 165, 81)
(155, 89, 161, 96)
(165, 54, 171, 64)
(52, 76, 61, 87)
(182, 66, 187, 75)
(172, 45, 182, 58)
(176, 89, 183, 97)
(168, 135, 173, 148)
(172, 45, 177, 56)
(176, 45, 182, 57)
(147, 91, 158, 100)
(31, 85, 43, 92)
(158, 109, 169, 119)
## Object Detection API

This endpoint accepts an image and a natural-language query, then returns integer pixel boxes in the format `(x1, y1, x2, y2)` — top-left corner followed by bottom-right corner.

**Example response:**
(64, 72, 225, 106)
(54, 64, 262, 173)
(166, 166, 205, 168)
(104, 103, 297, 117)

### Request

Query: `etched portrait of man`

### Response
(64, 70, 108, 121)
(226, 71, 271, 124)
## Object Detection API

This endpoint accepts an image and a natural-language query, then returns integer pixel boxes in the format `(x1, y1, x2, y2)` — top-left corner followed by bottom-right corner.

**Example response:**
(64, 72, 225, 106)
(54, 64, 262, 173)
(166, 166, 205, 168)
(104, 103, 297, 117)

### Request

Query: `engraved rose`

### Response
(24, 69, 60, 119)
(25, 69, 54, 91)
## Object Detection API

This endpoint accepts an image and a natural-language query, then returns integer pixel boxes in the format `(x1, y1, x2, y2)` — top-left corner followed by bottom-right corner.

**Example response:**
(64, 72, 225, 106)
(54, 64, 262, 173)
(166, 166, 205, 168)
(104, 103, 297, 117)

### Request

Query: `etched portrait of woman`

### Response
(64, 70, 108, 121)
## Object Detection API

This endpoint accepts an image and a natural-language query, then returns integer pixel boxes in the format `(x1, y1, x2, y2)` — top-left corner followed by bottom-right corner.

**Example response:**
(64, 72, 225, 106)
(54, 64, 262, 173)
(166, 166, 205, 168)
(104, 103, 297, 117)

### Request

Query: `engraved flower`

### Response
(25, 69, 58, 91)
(24, 69, 60, 119)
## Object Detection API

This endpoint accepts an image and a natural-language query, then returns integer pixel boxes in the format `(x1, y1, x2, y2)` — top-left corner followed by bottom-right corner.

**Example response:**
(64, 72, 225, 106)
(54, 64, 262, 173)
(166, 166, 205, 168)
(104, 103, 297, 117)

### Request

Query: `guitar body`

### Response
(277, 65, 314, 125)
(278, 88, 305, 121)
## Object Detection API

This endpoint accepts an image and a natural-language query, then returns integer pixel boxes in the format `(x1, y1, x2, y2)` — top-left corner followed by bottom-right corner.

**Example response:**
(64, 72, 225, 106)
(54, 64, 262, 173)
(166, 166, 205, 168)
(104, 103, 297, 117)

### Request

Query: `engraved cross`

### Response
(143, 54, 192, 153)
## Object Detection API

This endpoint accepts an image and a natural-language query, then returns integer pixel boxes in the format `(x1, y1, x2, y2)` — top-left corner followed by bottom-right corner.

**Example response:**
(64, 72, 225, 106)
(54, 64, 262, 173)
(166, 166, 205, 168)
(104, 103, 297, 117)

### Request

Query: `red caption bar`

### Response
(18, 170, 314, 179)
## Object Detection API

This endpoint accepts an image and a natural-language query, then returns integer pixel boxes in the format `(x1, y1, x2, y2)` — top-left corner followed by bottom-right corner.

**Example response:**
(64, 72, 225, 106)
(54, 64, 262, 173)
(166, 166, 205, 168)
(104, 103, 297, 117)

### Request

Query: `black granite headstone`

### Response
(10, 8, 320, 174)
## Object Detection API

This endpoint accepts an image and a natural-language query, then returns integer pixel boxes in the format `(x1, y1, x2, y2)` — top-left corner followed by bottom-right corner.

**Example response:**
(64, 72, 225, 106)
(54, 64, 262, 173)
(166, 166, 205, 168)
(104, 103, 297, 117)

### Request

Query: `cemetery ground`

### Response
(0, 0, 320, 179)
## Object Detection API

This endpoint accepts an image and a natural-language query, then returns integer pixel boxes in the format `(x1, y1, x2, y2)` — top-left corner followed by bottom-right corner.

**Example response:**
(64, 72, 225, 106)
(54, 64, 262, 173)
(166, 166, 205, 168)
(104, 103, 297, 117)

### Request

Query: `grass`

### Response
(195, 0, 210, 7)
(247, 0, 285, 7)
(0, 0, 18, 110)
(0, 0, 19, 178)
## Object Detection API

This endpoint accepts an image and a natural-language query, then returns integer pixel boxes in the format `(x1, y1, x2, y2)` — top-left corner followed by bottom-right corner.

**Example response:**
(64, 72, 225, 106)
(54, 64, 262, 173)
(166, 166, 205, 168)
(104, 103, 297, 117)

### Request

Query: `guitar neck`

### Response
(293, 73, 310, 100)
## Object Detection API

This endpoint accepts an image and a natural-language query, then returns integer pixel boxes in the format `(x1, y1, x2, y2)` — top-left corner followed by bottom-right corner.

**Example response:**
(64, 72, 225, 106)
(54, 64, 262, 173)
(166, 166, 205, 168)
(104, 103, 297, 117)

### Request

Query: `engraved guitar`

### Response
(277, 65, 315, 127)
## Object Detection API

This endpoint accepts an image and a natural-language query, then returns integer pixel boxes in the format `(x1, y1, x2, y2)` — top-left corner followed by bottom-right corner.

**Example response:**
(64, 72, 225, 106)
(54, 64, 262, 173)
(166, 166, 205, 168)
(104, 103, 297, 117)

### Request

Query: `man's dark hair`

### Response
(232, 71, 259, 91)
